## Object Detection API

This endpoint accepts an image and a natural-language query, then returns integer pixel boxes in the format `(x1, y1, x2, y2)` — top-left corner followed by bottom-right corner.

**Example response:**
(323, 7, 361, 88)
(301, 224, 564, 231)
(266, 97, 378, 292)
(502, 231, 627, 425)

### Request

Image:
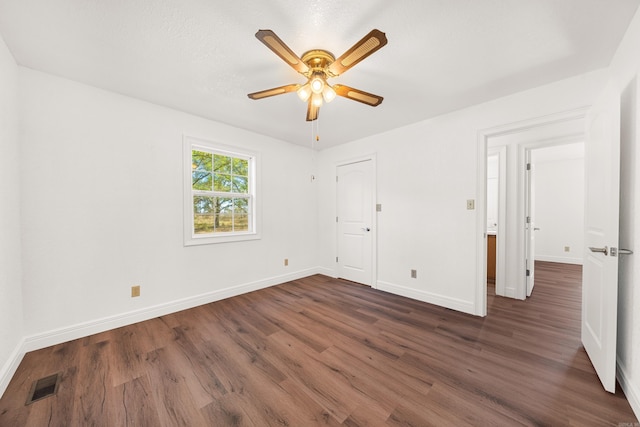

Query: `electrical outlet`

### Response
(411, 269, 417, 278)
(467, 199, 475, 210)
(564, 246, 570, 252)
(131, 285, 140, 298)
(284, 258, 289, 266)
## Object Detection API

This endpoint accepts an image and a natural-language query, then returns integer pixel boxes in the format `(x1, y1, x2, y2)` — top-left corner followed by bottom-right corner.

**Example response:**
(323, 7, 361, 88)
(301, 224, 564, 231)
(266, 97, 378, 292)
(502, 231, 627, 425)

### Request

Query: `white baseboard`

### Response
(377, 280, 476, 315)
(535, 255, 583, 265)
(502, 287, 520, 299)
(617, 358, 640, 421)
(314, 266, 336, 278)
(0, 339, 26, 399)
(22, 267, 323, 353)
(0, 267, 324, 398)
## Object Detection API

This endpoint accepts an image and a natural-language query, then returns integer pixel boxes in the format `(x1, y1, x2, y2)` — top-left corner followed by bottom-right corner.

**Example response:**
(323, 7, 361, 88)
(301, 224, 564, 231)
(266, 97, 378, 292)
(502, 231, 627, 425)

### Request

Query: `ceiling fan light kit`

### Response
(248, 29, 387, 121)
(297, 83, 311, 102)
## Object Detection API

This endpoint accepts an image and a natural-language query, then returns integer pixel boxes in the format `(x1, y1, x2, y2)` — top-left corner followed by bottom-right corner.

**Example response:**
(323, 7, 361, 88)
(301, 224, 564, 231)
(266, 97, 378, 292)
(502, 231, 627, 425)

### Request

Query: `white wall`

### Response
(17, 68, 318, 347)
(611, 7, 640, 418)
(317, 69, 606, 315)
(532, 144, 584, 264)
(0, 33, 24, 394)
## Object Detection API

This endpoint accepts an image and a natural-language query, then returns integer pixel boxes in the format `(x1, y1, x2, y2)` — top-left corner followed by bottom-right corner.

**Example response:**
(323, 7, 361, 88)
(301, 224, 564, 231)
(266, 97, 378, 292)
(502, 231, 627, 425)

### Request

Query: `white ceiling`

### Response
(0, 0, 638, 149)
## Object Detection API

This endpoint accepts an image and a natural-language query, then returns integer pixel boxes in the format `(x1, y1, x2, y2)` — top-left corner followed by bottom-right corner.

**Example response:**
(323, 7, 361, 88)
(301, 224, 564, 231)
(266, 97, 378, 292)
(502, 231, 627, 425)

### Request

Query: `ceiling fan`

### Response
(248, 29, 387, 121)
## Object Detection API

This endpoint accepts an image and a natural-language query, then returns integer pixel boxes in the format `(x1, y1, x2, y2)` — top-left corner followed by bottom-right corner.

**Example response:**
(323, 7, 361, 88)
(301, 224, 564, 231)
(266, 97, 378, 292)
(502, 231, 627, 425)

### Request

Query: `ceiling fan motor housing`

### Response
(301, 49, 336, 79)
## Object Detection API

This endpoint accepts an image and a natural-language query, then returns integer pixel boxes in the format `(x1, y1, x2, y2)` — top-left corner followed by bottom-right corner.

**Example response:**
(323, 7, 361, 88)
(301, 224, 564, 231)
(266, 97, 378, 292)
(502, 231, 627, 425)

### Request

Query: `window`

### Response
(184, 136, 260, 245)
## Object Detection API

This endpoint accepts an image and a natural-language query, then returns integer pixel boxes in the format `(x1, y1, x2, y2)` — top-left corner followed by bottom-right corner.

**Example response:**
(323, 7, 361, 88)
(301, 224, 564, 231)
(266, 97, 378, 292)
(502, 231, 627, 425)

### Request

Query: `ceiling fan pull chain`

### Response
(311, 118, 315, 147)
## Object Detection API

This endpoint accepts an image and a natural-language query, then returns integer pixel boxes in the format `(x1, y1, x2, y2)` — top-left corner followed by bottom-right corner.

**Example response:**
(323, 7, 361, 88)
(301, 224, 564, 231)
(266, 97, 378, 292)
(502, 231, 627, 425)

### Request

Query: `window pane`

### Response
(214, 154, 231, 174)
(192, 150, 212, 172)
(232, 157, 248, 176)
(215, 197, 233, 232)
(186, 137, 258, 243)
(214, 173, 231, 192)
(192, 171, 212, 190)
(234, 198, 249, 231)
(232, 176, 248, 193)
(193, 196, 214, 234)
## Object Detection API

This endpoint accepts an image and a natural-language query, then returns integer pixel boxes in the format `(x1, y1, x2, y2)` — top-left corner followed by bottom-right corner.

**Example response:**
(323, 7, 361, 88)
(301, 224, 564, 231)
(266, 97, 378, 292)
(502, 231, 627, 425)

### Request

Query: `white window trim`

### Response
(183, 135, 261, 246)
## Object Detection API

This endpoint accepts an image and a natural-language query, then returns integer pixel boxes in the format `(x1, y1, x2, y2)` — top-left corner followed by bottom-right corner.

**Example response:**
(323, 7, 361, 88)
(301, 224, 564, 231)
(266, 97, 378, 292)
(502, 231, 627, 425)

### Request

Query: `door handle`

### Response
(610, 247, 633, 257)
(589, 246, 608, 256)
(362, 227, 371, 232)
(534, 227, 540, 231)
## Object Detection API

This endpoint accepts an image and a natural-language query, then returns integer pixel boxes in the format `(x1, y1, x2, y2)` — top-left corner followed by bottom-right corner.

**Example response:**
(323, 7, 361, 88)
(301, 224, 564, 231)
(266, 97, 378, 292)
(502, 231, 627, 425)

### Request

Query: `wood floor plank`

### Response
(170, 325, 228, 406)
(114, 374, 163, 426)
(0, 262, 637, 425)
(145, 346, 208, 426)
(264, 330, 363, 422)
(72, 340, 115, 425)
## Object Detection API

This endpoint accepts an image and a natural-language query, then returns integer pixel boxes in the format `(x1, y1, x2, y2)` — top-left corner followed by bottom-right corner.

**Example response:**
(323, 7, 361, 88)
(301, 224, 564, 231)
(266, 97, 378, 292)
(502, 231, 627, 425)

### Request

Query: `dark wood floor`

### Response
(0, 262, 637, 426)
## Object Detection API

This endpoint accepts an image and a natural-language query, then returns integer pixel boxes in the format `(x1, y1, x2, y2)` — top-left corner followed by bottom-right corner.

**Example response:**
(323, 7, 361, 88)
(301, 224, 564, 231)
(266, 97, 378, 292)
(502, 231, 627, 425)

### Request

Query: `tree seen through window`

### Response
(192, 150, 250, 234)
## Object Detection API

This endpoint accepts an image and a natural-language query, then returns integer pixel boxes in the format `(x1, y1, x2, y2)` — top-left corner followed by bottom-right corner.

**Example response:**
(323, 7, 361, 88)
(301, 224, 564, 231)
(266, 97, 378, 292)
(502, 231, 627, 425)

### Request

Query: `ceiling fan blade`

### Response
(255, 30, 310, 74)
(248, 84, 301, 100)
(306, 99, 319, 121)
(333, 85, 383, 106)
(328, 29, 387, 76)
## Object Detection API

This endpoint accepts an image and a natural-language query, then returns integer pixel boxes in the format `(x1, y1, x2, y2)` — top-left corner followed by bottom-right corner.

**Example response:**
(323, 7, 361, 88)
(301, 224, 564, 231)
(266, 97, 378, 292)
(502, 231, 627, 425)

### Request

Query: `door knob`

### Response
(362, 227, 371, 232)
(589, 246, 608, 256)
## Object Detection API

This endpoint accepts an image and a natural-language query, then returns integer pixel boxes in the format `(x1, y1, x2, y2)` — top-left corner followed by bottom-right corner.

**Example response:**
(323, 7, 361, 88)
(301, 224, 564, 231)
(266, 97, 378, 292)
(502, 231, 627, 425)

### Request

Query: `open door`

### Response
(582, 82, 621, 393)
(524, 149, 536, 296)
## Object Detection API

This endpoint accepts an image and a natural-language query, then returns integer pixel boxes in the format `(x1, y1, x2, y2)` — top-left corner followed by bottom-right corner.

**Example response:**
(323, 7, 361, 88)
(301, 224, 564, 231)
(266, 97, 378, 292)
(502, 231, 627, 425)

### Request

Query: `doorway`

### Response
(486, 148, 504, 300)
(477, 108, 588, 314)
(478, 96, 626, 395)
(525, 143, 585, 295)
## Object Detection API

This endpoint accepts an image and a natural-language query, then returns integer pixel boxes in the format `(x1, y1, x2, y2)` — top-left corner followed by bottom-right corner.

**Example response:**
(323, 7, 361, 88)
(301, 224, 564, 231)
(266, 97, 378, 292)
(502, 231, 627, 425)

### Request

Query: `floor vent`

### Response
(25, 373, 61, 405)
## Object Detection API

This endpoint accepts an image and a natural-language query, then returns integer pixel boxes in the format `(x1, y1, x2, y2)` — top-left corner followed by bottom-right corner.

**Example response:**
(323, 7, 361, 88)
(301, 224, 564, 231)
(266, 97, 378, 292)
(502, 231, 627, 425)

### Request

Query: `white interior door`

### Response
(525, 149, 536, 296)
(337, 160, 374, 286)
(582, 83, 621, 393)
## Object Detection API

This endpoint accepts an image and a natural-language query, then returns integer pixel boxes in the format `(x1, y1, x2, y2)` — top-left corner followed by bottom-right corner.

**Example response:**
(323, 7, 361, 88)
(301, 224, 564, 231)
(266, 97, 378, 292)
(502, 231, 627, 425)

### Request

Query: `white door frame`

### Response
(487, 146, 507, 299)
(335, 154, 377, 288)
(476, 107, 589, 315)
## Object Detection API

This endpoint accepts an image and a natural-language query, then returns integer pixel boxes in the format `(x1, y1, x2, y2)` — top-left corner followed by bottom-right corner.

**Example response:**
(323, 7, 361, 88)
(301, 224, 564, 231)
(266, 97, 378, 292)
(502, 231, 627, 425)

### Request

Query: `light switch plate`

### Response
(467, 199, 475, 210)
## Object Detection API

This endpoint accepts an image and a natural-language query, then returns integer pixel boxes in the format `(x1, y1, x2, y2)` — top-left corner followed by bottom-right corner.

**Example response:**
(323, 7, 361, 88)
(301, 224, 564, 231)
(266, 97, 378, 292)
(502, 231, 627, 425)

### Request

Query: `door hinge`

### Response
(336, 256, 339, 262)
(336, 216, 338, 223)
(526, 269, 530, 277)
(336, 176, 339, 182)
(526, 163, 531, 171)
(526, 216, 531, 224)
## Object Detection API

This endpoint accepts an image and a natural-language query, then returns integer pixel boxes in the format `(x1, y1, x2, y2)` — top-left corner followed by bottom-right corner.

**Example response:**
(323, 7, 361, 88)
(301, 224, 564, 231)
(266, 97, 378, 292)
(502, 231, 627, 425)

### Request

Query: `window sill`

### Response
(184, 231, 261, 246)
